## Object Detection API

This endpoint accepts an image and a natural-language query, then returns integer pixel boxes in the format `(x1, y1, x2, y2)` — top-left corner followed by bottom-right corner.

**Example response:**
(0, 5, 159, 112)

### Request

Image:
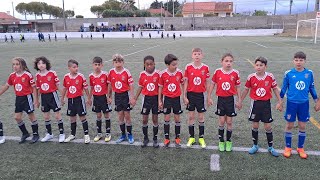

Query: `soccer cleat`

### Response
(297, 148, 308, 159)
(93, 133, 102, 142)
(164, 139, 170, 148)
(30, 135, 39, 144)
(186, 137, 196, 147)
(41, 133, 53, 142)
(175, 137, 181, 147)
(225, 141, 232, 152)
(283, 147, 292, 158)
(141, 138, 149, 148)
(198, 138, 206, 149)
(19, 133, 30, 144)
(268, 147, 279, 157)
(105, 133, 112, 142)
(218, 142, 225, 152)
(0, 136, 5, 144)
(58, 134, 65, 143)
(64, 135, 76, 143)
(84, 135, 90, 144)
(248, 145, 259, 154)
(128, 134, 134, 144)
(153, 139, 159, 148)
(116, 135, 127, 144)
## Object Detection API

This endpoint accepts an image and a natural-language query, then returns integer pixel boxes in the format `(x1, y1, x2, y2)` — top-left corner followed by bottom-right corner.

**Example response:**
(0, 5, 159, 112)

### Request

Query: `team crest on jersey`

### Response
(153, 77, 157, 82)
(101, 78, 105, 83)
(47, 76, 52, 81)
(122, 76, 125, 81)
(305, 73, 309, 79)
(176, 76, 180, 81)
(254, 83, 257, 87)
(230, 76, 234, 81)
(22, 77, 25, 82)
(166, 79, 169, 83)
(75, 80, 79, 84)
(201, 70, 205, 75)
(265, 81, 269, 86)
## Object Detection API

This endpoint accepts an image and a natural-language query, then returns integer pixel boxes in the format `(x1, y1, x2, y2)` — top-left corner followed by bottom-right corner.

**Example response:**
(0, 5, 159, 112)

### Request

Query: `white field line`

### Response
(105, 39, 182, 62)
(246, 40, 268, 48)
(210, 154, 220, 171)
(4, 136, 320, 156)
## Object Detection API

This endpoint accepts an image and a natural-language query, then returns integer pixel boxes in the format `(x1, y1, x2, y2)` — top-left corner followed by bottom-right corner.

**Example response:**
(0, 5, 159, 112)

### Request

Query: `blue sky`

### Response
(0, 0, 315, 19)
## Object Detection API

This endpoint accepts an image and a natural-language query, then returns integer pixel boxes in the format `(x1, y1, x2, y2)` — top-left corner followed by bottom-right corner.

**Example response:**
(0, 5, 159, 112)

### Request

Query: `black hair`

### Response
(143, 55, 155, 70)
(68, 59, 79, 67)
(164, 54, 178, 65)
(255, 56, 268, 65)
(92, 56, 103, 64)
(34, 56, 51, 71)
(294, 51, 306, 60)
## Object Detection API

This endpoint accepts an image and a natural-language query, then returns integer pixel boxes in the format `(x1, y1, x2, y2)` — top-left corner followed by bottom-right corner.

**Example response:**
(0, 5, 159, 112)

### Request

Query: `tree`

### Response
(90, 5, 105, 18)
(252, 10, 268, 16)
(39, 2, 48, 19)
(119, 0, 137, 12)
(150, 0, 162, 9)
(51, 6, 63, 19)
(28, 1, 44, 19)
(65, 10, 75, 18)
(45, 5, 56, 19)
(102, 0, 121, 10)
(164, 0, 181, 15)
(76, 15, 84, 18)
(16, 2, 29, 20)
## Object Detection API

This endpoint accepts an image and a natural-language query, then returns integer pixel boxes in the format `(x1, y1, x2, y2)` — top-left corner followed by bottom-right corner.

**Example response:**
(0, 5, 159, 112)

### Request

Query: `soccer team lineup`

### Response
(0, 43, 319, 161)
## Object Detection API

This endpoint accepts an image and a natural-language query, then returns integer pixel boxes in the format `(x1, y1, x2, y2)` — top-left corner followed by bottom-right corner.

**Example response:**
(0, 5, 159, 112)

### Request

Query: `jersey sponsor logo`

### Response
(15, 83, 23, 92)
(255, 88, 266, 97)
(115, 81, 123, 89)
(146, 83, 155, 92)
(41, 83, 50, 91)
(221, 82, 231, 91)
(69, 86, 77, 94)
(167, 83, 177, 92)
(94, 85, 102, 92)
(295, 81, 305, 90)
(193, 77, 201, 85)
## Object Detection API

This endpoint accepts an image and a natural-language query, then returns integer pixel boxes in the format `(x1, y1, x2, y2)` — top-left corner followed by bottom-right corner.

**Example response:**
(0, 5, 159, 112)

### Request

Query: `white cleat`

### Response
(64, 135, 76, 143)
(58, 134, 66, 143)
(0, 136, 5, 144)
(84, 135, 90, 144)
(41, 133, 54, 142)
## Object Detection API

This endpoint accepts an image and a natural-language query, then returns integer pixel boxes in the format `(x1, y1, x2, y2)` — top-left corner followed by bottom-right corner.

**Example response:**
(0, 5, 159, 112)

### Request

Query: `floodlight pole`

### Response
(192, 0, 195, 30)
(315, 18, 319, 44)
(173, 0, 175, 17)
(63, 0, 67, 31)
(295, 20, 299, 41)
(306, 0, 310, 12)
(274, 0, 277, 15)
(12, 2, 15, 17)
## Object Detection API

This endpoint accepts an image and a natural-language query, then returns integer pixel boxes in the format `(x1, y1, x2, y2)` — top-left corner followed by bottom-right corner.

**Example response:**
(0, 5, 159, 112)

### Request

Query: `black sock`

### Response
(96, 119, 102, 133)
(120, 123, 126, 135)
(105, 119, 111, 134)
(18, 121, 28, 135)
(58, 120, 64, 134)
(218, 126, 224, 142)
(153, 125, 158, 140)
(175, 122, 181, 138)
(126, 125, 132, 135)
(142, 125, 148, 139)
(164, 121, 170, 139)
(266, 129, 273, 147)
(82, 120, 89, 135)
(0, 121, 3, 136)
(71, 122, 77, 136)
(199, 122, 205, 138)
(45, 120, 52, 135)
(226, 130, 232, 142)
(31, 121, 39, 136)
(189, 124, 195, 138)
(252, 128, 259, 145)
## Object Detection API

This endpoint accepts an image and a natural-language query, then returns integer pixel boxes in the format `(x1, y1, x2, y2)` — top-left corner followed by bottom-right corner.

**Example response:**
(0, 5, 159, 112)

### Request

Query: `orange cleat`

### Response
(164, 139, 170, 148)
(175, 137, 181, 147)
(297, 148, 308, 159)
(283, 147, 292, 158)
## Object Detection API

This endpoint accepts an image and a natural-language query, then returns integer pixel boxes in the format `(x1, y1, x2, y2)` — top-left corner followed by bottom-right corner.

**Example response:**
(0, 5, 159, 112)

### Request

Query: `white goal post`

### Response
(296, 12, 320, 44)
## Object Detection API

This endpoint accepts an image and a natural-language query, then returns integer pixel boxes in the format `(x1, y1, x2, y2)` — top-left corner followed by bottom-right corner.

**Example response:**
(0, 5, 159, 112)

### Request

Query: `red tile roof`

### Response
(0, 12, 20, 24)
(182, 2, 233, 14)
(148, 8, 172, 17)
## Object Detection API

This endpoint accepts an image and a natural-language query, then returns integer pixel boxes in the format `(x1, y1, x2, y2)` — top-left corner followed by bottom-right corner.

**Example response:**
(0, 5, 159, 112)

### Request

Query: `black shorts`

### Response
(15, 94, 34, 114)
(163, 96, 183, 115)
(92, 95, 112, 113)
(41, 91, 61, 112)
(115, 92, 132, 112)
(186, 92, 206, 113)
(249, 100, 273, 123)
(67, 96, 87, 116)
(141, 95, 160, 115)
(215, 96, 237, 117)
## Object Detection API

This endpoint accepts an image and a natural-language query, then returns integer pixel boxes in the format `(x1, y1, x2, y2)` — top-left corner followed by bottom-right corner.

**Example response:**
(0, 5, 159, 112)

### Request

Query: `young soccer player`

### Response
(132, 55, 160, 148)
(208, 53, 241, 152)
(0, 57, 39, 144)
(34, 56, 65, 143)
(159, 54, 184, 147)
(280, 51, 318, 159)
(61, 59, 91, 144)
(88, 57, 112, 142)
(241, 57, 282, 157)
(183, 48, 210, 148)
(107, 54, 135, 144)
